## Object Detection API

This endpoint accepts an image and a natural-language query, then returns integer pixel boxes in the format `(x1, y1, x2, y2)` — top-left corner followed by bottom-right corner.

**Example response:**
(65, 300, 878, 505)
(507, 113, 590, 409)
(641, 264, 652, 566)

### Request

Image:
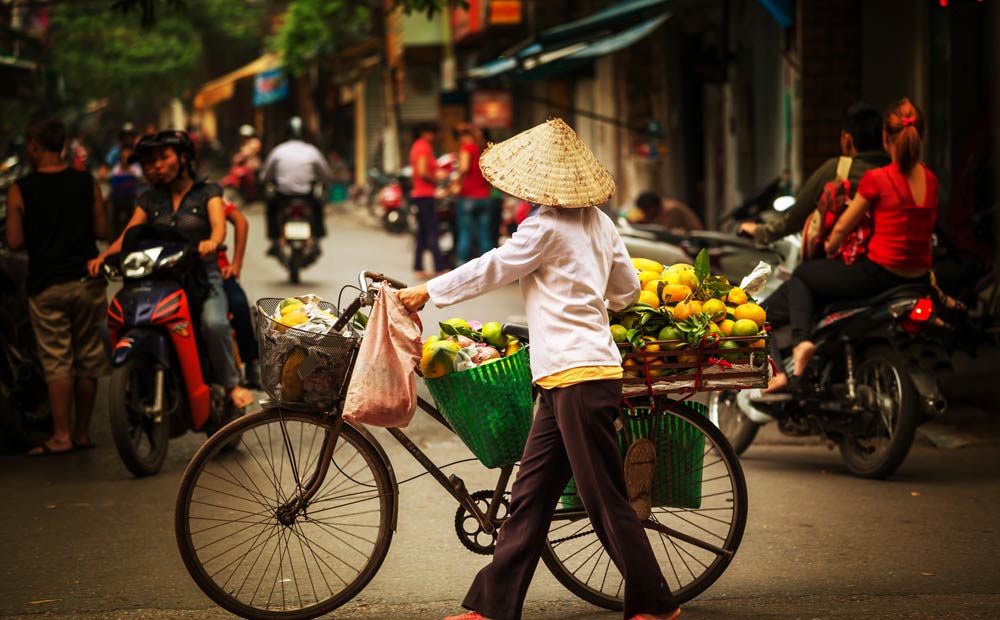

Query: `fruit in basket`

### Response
(660, 284, 692, 304)
(423, 335, 443, 352)
(719, 319, 735, 335)
(702, 298, 728, 322)
(440, 317, 470, 337)
(672, 299, 702, 321)
(673, 269, 699, 292)
(632, 258, 664, 273)
(279, 309, 309, 328)
(637, 290, 660, 308)
(734, 303, 766, 328)
(282, 346, 308, 401)
(656, 325, 684, 347)
(639, 336, 660, 363)
(452, 334, 476, 349)
(727, 287, 749, 306)
(732, 319, 760, 337)
(506, 336, 522, 357)
(482, 322, 506, 348)
(610, 324, 628, 343)
(421, 339, 462, 379)
(718, 339, 743, 361)
(623, 358, 642, 378)
(638, 270, 661, 289)
(279, 297, 305, 314)
(472, 345, 502, 365)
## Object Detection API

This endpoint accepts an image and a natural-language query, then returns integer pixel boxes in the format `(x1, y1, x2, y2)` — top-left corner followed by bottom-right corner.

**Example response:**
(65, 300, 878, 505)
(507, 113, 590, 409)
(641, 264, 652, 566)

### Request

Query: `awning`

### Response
(467, 0, 670, 81)
(194, 53, 282, 110)
(757, 0, 792, 28)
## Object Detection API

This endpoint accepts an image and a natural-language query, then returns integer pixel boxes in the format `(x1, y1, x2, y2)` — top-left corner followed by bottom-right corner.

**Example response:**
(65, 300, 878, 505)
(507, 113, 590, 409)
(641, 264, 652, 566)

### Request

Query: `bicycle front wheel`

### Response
(541, 402, 748, 609)
(175, 407, 396, 620)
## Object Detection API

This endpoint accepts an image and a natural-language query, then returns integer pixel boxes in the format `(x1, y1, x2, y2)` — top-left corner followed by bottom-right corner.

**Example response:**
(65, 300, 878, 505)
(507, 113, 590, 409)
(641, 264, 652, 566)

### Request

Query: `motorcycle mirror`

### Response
(772, 195, 796, 212)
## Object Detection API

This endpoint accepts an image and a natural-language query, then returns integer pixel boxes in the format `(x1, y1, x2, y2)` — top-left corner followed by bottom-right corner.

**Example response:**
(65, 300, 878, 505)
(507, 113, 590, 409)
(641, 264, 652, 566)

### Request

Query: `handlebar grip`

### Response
(502, 323, 530, 343)
(358, 270, 408, 291)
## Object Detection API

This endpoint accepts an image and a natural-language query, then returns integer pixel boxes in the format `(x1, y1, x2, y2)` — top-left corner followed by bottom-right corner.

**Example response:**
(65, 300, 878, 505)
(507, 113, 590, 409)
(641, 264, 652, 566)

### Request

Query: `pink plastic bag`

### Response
(343, 285, 423, 427)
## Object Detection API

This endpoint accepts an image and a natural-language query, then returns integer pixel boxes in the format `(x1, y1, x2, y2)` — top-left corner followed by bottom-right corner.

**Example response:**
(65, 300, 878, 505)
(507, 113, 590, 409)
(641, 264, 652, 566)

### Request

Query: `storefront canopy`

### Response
(193, 53, 282, 110)
(467, 0, 671, 81)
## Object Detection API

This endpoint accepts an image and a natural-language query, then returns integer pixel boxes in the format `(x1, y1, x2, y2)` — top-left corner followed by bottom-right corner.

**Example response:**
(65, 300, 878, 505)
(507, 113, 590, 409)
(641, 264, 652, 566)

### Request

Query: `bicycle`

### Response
(175, 270, 750, 620)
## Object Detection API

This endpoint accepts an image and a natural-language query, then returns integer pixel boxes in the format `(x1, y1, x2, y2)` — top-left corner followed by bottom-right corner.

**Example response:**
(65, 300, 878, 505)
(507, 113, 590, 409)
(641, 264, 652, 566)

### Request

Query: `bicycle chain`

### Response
(454, 490, 510, 555)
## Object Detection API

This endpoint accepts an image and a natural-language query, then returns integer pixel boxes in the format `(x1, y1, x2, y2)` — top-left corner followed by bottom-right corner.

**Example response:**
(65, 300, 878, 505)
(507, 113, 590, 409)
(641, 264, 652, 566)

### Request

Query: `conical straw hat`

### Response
(479, 118, 615, 208)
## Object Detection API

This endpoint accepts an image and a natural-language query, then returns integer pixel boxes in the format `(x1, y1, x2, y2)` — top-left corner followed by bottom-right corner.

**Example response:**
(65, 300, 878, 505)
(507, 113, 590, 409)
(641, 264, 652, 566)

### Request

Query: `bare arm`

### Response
(225, 207, 249, 278)
(825, 193, 870, 254)
(92, 178, 109, 241)
(198, 196, 226, 257)
(5, 184, 25, 251)
(416, 153, 432, 183)
(88, 207, 148, 276)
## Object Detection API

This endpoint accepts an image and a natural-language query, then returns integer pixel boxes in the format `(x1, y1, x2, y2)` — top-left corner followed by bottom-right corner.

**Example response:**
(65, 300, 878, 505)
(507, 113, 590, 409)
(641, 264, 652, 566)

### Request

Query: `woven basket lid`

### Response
(479, 118, 615, 208)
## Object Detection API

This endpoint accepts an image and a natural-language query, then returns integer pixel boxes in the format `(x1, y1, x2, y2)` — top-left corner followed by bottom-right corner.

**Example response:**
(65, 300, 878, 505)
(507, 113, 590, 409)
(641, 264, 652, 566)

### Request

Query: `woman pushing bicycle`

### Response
(398, 119, 680, 620)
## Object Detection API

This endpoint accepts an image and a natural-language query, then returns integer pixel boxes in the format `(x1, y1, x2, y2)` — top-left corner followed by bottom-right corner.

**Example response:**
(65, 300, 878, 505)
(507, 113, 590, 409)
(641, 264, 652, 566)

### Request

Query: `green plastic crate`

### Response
(424, 348, 534, 468)
(561, 402, 707, 510)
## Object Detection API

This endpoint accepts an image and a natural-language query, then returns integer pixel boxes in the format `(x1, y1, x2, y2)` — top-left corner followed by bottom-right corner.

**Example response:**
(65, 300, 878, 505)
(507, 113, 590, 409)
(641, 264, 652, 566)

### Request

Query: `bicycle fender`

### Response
(346, 419, 400, 531)
(113, 329, 172, 370)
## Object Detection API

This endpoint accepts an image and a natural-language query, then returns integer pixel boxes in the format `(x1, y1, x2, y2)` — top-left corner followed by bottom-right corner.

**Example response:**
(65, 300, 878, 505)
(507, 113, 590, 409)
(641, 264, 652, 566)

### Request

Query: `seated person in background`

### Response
(628, 191, 703, 233)
(740, 102, 889, 245)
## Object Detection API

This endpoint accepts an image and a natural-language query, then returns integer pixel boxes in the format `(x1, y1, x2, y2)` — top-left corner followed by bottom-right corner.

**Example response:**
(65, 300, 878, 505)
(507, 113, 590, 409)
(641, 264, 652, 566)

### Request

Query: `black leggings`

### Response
(765, 257, 928, 346)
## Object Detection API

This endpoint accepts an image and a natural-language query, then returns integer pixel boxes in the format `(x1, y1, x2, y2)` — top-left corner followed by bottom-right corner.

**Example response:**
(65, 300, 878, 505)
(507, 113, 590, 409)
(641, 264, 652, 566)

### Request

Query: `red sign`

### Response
(451, 0, 484, 42)
(472, 91, 513, 130)
(489, 0, 522, 25)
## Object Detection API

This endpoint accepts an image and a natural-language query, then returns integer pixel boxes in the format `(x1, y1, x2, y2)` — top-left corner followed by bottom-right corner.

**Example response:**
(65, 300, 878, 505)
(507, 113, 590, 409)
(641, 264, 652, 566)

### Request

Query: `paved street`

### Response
(2, 205, 999, 620)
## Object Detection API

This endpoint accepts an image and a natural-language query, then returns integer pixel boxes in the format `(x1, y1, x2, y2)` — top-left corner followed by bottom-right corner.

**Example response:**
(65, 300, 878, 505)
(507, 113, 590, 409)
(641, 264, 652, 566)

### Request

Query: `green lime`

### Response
(610, 324, 628, 343)
(657, 325, 685, 348)
(482, 321, 506, 348)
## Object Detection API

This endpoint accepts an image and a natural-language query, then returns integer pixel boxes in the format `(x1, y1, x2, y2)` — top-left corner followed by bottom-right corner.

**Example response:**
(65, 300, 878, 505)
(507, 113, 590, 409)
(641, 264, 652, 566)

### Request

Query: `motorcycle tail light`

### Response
(898, 297, 934, 333)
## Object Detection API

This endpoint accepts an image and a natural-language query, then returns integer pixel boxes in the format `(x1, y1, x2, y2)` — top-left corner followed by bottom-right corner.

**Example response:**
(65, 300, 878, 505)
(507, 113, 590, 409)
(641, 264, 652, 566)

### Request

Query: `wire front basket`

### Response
(255, 298, 360, 411)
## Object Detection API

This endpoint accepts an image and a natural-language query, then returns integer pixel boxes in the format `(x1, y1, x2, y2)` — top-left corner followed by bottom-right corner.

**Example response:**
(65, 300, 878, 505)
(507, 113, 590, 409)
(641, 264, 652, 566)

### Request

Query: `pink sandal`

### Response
(442, 612, 491, 620)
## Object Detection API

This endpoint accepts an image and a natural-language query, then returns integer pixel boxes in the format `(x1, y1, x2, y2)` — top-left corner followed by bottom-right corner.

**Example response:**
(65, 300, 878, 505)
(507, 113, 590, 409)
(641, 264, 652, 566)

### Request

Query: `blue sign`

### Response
(253, 68, 288, 107)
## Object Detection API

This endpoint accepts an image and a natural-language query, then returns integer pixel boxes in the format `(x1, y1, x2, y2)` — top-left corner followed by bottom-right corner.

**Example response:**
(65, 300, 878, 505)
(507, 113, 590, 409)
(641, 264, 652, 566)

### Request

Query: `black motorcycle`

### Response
(709, 283, 949, 479)
(270, 191, 322, 284)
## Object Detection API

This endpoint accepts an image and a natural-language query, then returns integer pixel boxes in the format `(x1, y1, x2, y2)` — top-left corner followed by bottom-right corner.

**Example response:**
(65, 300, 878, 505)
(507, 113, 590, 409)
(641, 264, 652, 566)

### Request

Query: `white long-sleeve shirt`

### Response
(427, 205, 640, 382)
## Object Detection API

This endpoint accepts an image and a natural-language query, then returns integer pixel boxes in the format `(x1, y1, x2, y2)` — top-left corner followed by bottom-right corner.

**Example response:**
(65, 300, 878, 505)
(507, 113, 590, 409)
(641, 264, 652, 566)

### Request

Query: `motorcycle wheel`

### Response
(839, 345, 919, 479)
(707, 390, 760, 455)
(109, 357, 171, 477)
(383, 208, 408, 234)
(288, 248, 302, 284)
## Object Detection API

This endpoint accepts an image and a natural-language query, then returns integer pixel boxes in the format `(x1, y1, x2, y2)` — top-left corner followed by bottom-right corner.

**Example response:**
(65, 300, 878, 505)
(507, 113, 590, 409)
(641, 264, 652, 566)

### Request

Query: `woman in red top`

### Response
(451, 124, 495, 264)
(410, 122, 448, 279)
(767, 98, 937, 391)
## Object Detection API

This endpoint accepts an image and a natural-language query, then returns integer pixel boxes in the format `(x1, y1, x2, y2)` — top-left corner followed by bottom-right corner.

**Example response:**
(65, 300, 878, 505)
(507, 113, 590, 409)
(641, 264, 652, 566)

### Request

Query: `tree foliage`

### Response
(271, 0, 371, 76)
(112, 0, 466, 26)
(52, 2, 265, 112)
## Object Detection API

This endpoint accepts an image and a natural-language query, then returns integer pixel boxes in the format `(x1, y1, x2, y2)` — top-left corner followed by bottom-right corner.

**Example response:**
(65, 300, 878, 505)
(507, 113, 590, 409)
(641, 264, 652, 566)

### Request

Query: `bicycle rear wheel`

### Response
(175, 407, 396, 620)
(541, 402, 748, 609)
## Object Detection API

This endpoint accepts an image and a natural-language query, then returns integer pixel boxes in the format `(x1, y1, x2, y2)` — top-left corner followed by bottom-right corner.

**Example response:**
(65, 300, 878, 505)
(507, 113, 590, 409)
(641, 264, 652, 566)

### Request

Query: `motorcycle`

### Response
(269, 188, 322, 284)
(708, 283, 949, 479)
(219, 154, 259, 208)
(356, 167, 411, 234)
(104, 224, 241, 477)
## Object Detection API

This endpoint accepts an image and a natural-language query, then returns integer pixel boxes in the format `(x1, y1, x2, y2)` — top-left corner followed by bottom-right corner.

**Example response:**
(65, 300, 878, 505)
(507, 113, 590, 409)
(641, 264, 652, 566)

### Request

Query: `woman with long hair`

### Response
(766, 98, 938, 391)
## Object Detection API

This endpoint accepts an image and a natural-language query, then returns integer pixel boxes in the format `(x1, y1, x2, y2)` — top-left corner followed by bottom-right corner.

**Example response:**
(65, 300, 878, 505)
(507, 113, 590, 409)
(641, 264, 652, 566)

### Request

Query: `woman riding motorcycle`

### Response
(88, 131, 253, 408)
(765, 98, 938, 392)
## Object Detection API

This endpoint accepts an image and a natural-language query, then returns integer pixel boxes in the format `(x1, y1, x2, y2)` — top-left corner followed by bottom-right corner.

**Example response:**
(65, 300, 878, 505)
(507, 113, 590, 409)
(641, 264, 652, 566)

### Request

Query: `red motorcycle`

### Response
(105, 225, 241, 477)
(220, 154, 259, 207)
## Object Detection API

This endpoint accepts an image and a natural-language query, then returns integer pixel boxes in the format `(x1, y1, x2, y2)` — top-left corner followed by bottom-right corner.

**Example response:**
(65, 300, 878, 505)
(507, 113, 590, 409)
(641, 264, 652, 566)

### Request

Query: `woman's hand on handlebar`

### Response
(87, 254, 105, 278)
(398, 284, 429, 313)
(738, 222, 758, 238)
(198, 239, 219, 257)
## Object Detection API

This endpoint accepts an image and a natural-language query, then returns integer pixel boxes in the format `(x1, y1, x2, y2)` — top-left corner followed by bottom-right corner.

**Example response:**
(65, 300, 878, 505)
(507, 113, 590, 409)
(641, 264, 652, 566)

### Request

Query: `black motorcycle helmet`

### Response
(154, 129, 197, 182)
(126, 134, 161, 164)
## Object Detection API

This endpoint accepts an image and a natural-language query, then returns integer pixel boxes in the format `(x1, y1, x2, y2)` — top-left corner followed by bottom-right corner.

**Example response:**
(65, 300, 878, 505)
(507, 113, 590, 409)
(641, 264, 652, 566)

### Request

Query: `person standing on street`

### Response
(451, 123, 494, 264)
(260, 116, 334, 257)
(409, 122, 447, 279)
(5, 118, 110, 455)
(398, 119, 680, 620)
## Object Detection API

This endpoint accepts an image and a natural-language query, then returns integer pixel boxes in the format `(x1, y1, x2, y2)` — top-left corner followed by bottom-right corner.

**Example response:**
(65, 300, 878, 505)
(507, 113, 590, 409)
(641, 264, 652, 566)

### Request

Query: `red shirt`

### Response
(217, 201, 237, 272)
(459, 142, 491, 198)
(409, 138, 437, 198)
(857, 163, 938, 270)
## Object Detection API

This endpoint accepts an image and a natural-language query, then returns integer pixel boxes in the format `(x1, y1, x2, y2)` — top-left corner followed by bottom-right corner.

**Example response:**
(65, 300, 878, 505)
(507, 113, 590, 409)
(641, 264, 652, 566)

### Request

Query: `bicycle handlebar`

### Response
(358, 270, 408, 292)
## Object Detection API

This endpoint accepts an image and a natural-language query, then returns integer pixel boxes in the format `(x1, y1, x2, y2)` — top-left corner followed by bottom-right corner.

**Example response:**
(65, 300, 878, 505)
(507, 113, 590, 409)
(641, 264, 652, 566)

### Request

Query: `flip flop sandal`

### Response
(624, 438, 656, 521)
(630, 609, 682, 620)
(442, 612, 491, 620)
(28, 442, 75, 456)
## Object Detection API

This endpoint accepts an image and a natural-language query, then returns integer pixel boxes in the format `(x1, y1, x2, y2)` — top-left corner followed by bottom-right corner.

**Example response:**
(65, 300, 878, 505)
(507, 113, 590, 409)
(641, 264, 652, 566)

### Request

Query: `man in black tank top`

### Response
(5, 118, 110, 455)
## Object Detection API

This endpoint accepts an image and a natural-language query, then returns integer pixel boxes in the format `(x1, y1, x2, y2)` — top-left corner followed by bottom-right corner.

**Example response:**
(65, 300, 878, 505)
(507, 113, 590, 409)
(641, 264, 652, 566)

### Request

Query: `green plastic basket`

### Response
(561, 402, 707, 510)
(423, 348, 534, 468)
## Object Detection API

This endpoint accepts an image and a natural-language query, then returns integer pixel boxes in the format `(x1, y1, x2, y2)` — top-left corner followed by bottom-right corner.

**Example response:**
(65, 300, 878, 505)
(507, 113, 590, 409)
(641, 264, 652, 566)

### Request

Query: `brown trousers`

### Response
(462, 379, 678, 620)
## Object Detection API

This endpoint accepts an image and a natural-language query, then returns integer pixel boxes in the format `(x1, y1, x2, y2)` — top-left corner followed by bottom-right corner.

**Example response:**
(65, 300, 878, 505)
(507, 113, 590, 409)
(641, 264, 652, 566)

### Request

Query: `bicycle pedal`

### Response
(448, 474, 468, 493)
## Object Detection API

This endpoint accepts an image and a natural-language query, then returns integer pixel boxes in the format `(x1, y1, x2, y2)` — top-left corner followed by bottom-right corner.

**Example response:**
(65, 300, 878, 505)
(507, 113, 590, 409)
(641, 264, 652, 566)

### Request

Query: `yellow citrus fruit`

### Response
(620, 313, 639, 329)
(672, 299, 702, 321)
(702, 298, 728, 322)
(279, 301, 305, 316)
(719, 319, 735, 335)
(632, 258, 664, 273)
(638, 290, 660, 308)
(667, 263, 694, 272)
(727, 287, 748, 306)
(734, 303, 767, 328)
(661, 271, 680, 286)
(660, 283, 692, 304)
(623, 358, 643, 378)
(640, 336, 661, 363)
(732, 319, 760, 337)
(675, 270, 699, 292)
(280, 310, 309, 327)
(638, 270, 661, 289)
(610, 324, 628, 343)
(643, 278, 662, 294)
